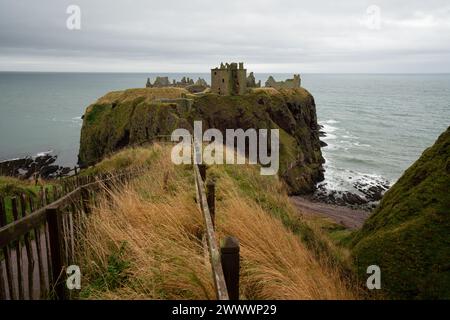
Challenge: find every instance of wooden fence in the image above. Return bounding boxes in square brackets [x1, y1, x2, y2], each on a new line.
[0, 136, 240, 300]
[192, 138, 240, 300]
[0, 169, 141, 300]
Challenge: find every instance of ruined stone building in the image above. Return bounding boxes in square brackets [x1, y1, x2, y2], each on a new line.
[146, 75, 208, 91]
[246, 72, 261, 88]
[173, 77, 195, 87]
[211, 62, 247, 95]
[146, 76, 171, 88]
[265, 74, 301, 89]
[195, 78, 208, 86]
[145, 63, 301, 95]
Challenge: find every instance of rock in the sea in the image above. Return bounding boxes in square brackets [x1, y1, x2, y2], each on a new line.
[312, 176, 390, 210]
[319, 140, 328, 147]
[0, 153, 72, 180]
[342, 192, 366, 205]
[353, 179, 389, 202]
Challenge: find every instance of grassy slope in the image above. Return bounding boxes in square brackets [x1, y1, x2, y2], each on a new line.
[351, 126, 450, 299]
[77, 144, 355, 299]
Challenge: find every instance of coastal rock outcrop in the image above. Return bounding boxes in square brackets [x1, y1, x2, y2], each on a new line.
[351, 126, 450, 299]
[78, 87, 324, 194]
[0, 153, 71, 179]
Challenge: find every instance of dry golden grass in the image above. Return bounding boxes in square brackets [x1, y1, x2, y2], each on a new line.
[250, 87, 280, 95]
[82, 146, 160, 176]
[218, 199, 354, 299]
[78, 145, 357, 300]
[78, 146, 215, 299]
[84, 87, 190, 114]
[96, 88, 189, 104]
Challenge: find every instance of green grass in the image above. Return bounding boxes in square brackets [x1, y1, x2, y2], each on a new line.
[0, 176, 57, 224]
[80, 241, 131, 298]
[350, 126, 450, 299]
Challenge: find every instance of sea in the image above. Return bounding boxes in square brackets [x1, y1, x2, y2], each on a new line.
[0, 72, 449, 195]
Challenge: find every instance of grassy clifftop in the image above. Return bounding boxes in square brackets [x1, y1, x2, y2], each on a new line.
[77, 144, 354, 299]
[351, 126, 450, 299]
[78, 87, 324, 194]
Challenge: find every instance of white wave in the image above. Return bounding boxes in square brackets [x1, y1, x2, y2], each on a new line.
[49, 116, 82, 123]
[321, 119, 340, 124]
[321, 124, 337, 133]
[318, 165, 391, 195]
[342, 134, 359, 139]
[36, 150, 53, 157]
[353, 142, 371, 147]
[322, 133, 337, 140]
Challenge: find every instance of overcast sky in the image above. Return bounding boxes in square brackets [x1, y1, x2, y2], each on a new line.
[0, 0, 449, 73]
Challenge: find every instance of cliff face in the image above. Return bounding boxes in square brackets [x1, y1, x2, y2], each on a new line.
[78, 87, 324, 194]
[351, 126, 450, 299]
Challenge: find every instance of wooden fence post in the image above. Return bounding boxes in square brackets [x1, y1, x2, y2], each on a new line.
[20, 194, 35, 300]
[80, 187, 91, 214]
[207, 181, 215, 227]
[46, 207, 66, 300]
[74, 166, 79, 186]
[52, 185, 58, 202]
[11, 197, 24, 300]
[220, 236, 240, 300]
[0, 197, 15, 299]
[198, 164, 206, 182]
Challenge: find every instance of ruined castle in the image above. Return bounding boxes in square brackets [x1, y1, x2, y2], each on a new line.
[144, 62, 301, 95]
[211, 62, 300, 95]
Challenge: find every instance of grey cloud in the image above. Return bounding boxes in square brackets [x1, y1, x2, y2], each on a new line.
[0, 0, 449, 72]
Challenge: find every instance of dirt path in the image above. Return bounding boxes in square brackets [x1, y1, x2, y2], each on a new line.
[290, 196, 371, 229]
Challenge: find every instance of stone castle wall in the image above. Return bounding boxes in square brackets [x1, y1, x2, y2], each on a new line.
[211, 62, 247, 95]
[265, 74, 301, 89]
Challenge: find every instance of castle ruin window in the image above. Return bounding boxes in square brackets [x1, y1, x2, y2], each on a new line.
[222, 78, 225, 83]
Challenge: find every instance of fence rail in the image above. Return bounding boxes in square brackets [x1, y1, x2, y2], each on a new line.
[192, 138, 240, 300]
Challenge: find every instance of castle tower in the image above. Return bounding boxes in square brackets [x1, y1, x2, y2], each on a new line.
[211, 62, 247, 95]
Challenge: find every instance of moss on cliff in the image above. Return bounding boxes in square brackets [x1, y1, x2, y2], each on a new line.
[78, 87, 324, 194]
[79, 88, 189, 165]
[350, 126, 450, 299]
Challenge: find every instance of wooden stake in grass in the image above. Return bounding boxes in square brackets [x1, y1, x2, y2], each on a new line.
[46, 207, 66, 300]
[207, 181, 215, 228]
[220, 236, 240, 300]
[11, 197, 24, 300]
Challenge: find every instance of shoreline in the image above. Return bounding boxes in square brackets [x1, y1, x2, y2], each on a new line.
[290, 195, 371, 229]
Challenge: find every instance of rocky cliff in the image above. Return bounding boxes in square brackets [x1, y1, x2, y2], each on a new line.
[78, 87, 324, 194]
[351, 126, 450, 299]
